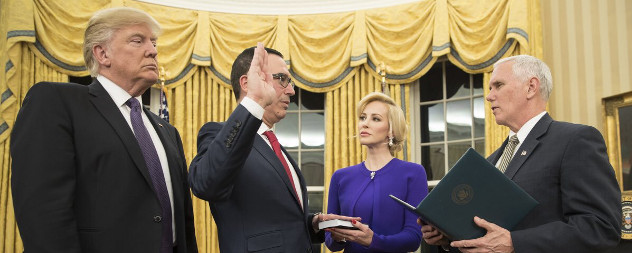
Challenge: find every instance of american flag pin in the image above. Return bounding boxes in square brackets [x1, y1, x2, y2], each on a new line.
[521, 150, 527, 156]
[158, 123, 163, 127]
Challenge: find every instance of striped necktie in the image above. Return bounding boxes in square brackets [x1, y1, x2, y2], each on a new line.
[497, 135, 519, 173]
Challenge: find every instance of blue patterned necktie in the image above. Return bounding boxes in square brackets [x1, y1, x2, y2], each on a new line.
[126, 98, 173, 252]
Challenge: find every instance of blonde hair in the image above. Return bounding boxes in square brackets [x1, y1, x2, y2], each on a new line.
[357, 92, 408, 155]
[83, 7, 162, 77]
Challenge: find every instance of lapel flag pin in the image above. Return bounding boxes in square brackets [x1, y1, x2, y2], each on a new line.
[521, 150, 527, 156]
[158, 123, 163, 127]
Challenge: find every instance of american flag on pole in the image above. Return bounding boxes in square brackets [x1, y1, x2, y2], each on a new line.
[158, 66, 169, 122]
[158, 86, 169, 122]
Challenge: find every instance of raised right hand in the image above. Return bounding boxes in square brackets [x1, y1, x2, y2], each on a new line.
[246, 42, 276, 108]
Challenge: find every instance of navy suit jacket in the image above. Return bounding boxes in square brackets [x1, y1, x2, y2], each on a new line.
[11, 81, 197, 253]
[486, 113, 621, 252]
[189, 104, 323, 253]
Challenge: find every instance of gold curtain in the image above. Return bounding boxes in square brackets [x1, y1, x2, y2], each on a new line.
[167, 67, 236, 253]
[0, 45, 68, 253]
[484, 0, 543, 154]
[0, 0, 541, 252]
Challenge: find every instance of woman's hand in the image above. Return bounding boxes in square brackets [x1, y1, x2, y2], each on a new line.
[327, 219, 374, 247]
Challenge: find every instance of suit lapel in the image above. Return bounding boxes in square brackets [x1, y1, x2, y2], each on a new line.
[87, 80, 153, 188]
[253, 135, 303, 210]
[504, 113, 552, 179]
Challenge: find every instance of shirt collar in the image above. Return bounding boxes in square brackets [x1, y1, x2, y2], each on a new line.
[510, 111, 547, 143]
[257, 122, 273, 136]
[97, 75, 142, 107]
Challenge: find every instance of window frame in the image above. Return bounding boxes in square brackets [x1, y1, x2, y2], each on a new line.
[411, 60, 486, 187]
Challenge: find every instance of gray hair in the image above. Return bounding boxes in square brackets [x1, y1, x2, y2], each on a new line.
[83, 7, 162, 77]
[495, 55, 553, 101]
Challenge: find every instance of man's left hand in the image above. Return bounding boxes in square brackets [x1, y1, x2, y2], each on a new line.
[450, 216, 514, 253]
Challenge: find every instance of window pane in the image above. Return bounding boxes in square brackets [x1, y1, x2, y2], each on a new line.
[446, 63, 470, 99]
[446, 100, 472, 141]
[420, 103, 444, 143]
[289, 92, 299, 110]
[419, 63, 443, 102]
[421, 144, 445, 181]
[473, 97, 485, 138]
[289, 151, 299, 161]
[301, 151, 324, 186]
[447, 142, 472, 168]
[276, 113, 299, 148]
[301, 89, 325, 110]
[301, 113, 325, 149]
[474, 139, 485, 157]
[473, 73, 484, 95]
[307, 191, 324, 214]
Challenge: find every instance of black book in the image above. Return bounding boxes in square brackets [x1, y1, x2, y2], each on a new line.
[390, 148, 538, 240]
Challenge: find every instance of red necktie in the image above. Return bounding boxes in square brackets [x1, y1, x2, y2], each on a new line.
[262, 131, 302, 207]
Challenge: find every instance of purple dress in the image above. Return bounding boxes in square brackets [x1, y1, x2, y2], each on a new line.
[325, 158, 428, 252]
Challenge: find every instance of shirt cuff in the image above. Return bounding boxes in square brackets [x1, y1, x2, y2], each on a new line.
[241, 96, 264, 120]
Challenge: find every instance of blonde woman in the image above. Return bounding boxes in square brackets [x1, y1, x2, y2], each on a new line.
[325, 92, 428, 252]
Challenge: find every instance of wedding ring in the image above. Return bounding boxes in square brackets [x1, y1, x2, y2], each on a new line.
[341, 238, 346, 242]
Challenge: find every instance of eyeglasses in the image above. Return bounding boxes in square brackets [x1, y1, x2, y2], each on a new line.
[272, 73, 295, 89]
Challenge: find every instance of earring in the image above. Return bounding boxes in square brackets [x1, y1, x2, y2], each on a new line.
[388, 136, 394, 147]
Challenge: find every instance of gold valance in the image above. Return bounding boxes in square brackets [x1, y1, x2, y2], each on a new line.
[1, 0, 535, 141]
[4, 0, 530, 85]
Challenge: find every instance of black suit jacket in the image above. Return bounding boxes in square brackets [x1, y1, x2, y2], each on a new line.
[10, 81, 197, 253]
[487, 113, 621, 252]
[189, 104, 323, 253]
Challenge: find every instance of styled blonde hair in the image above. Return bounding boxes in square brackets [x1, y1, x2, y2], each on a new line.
[357, 92, 408, 155]
[83, 7, 161, 77]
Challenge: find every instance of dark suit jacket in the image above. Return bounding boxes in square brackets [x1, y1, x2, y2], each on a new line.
[487, 113, 621, 252]
[10, 81, 197, 253]
[189, 104, 323, 253]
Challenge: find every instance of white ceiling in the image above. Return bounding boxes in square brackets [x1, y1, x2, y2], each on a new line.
[135, 0, 422, 15]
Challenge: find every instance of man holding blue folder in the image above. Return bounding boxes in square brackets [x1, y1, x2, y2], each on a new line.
[421, 55, 621, 253]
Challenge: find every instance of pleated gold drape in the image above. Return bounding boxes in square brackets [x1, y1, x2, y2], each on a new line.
[0, 46, 69, 253]
[0, 0, 541, 252]
[166, 66, 237, 252]
[484, 0, 543, 155]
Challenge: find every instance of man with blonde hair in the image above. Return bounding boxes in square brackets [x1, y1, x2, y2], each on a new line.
[11, 7, 197, 253]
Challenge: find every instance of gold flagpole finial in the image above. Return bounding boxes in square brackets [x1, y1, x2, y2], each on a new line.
[159, 66, 166, 86]
[377, 62, 389, 94]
